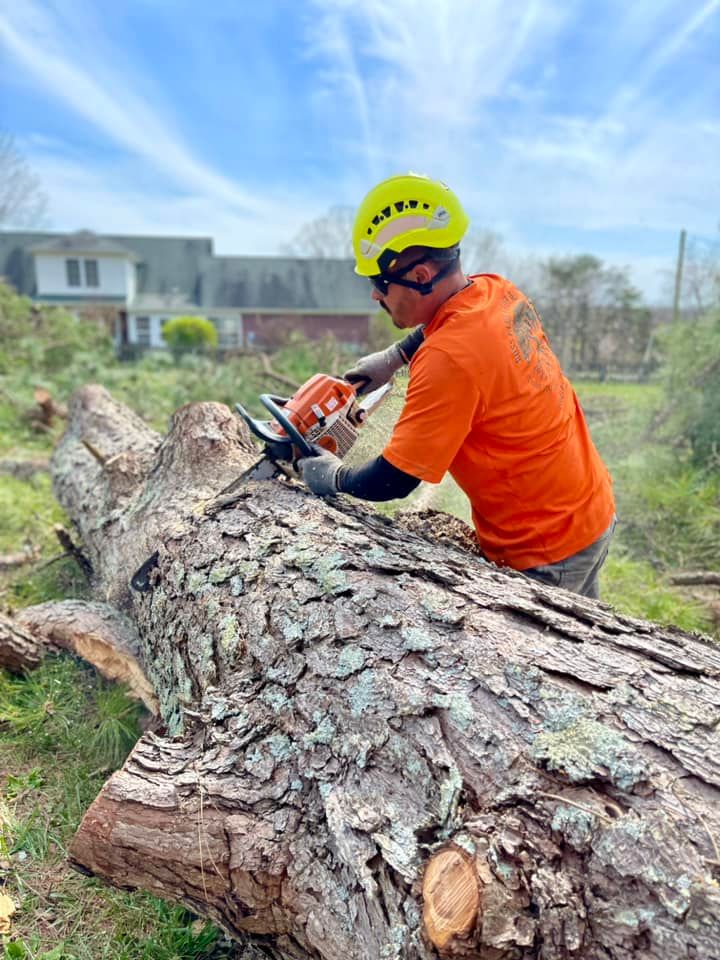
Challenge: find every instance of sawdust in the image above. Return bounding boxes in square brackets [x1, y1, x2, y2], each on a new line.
[394, 509, 483, 557]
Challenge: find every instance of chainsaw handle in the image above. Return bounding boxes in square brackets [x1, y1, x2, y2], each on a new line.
[344, 373, 372, 395]
[259, 394, 315, 458]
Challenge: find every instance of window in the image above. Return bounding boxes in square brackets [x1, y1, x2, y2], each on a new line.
[135, 316, 151, 347]
[84, 259, 99, 287]
[212, 316, 240, 350]
[66, 259, 80, 286]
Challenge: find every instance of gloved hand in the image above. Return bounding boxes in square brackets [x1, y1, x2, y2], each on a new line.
[297, 444, 342, 497]
[343, 342, 405, 396]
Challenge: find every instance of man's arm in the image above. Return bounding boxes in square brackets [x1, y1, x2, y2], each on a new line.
[343, 327, 425, 395]
[298, 449, 421, 500]
[337, 455, 421, 500]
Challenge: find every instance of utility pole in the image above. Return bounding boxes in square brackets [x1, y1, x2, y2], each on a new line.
[672, 228, 686, 323]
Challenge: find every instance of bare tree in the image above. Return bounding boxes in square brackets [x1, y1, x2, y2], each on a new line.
[0, 133, 49, 228]
[459, 228, 505, 274]
[283, 205, 355, 258]
[682, 236, 720, 318]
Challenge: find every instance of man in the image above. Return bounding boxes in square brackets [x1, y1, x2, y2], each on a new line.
[298, 173, 615, 598]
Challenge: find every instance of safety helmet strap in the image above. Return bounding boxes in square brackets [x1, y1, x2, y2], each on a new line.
[375, 250, 460, 297]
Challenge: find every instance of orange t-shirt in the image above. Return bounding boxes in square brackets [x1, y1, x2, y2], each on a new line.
[382, 274, 615, 570]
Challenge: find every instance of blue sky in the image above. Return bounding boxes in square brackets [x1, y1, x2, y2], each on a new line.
[1, 0, 718, 302]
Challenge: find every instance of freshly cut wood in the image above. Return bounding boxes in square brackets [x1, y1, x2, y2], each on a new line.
[1, 600, 155, 710]
[16, 600, 156, 711]
[39, 384, 720, 959]
[422, 846, 481, 953]
[31, 387, 68, 428]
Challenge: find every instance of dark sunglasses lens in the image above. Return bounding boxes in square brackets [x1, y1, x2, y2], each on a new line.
[370, 275, 389, 295]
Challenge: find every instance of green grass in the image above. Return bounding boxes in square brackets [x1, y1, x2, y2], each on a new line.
[601, 552, 713, 634]
[0, 659, 239, 959]
[0, 476, 67, 554]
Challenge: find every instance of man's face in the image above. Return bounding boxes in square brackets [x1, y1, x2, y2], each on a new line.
[371, 281, 421, 329]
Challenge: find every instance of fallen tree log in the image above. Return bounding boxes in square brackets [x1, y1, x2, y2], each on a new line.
[0, 457, 50, 479]
[0, 611, 44, 671]
[0, 546, 40, 571]
[0, 601, 156, 710]
[43, 384, 720, 959]
[669, 571, 720, 588]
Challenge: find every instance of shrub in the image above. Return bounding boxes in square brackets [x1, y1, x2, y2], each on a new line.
[161, 315, 218, 360]
[0, 282, 113, 377]
[655, 310, 720, 469]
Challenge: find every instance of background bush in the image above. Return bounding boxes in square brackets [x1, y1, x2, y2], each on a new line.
[161, 315, 218, 360]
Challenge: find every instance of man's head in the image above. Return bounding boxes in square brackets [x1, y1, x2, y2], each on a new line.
[352, 173, 469, 328]
[368, 244, 466, 328]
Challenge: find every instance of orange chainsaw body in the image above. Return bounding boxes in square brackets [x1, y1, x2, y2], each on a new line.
[270, 374, 364, 457]
[234, 373, 391, 480]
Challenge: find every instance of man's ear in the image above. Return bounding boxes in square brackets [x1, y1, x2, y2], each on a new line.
[412, 263, 434, 283]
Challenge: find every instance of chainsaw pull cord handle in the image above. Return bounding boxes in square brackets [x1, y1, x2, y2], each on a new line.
[259, 394, 315, 459]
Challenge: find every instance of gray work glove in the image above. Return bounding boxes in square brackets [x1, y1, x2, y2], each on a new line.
[297, 444, 342, 497]
[344, 327, 425, 396]
[343, 342, 405, 396]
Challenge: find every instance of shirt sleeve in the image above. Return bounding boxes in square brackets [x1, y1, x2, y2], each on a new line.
[382, 346, 483, 483]
[336, 455, 421, 501]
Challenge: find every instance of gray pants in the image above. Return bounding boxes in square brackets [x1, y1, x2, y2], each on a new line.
[523, 516, 616, 599]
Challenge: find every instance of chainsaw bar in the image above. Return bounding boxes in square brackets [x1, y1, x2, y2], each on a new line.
[240, 454, 292, 482]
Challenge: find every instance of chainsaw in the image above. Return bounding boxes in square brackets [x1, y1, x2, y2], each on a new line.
[234, 373, 392, 482]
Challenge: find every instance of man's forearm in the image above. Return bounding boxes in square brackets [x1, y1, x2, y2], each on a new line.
[336, 455, 421, 501]
[396, 326, 425, 364]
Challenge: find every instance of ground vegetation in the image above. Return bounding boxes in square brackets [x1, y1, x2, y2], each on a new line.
[0, 281, 717, 958]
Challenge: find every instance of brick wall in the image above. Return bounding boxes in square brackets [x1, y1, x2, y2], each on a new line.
[243, 313, 371, 349]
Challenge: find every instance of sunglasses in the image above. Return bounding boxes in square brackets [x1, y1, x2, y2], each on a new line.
[369, 255, 430, 296]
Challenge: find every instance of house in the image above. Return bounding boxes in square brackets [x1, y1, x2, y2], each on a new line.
[0, 230, 376, 352]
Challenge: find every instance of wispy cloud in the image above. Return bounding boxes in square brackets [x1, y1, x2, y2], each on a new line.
[608, 0, 720, 115]
[306, 0, 567, 182]
[1, 0, 716, 301]
[0, 0, 302, 223]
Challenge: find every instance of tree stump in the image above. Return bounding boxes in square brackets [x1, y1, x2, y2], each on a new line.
[29, 383, 720, 959]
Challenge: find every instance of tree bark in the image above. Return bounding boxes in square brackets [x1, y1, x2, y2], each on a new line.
[0, 611, 44, 671]
[46, 385, 720, 959]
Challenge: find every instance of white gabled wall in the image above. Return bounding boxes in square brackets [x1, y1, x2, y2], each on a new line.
[124, 260, 136, 302]
[35, 254, 132, 299]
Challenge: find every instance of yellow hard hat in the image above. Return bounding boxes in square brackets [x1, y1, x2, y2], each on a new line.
[352, 173, 469, 276]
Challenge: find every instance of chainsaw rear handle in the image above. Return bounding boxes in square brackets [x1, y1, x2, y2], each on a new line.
[344, 372, 372, 395]
[235, 394, 315, 459]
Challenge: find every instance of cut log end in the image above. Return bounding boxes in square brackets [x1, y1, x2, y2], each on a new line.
[422, 846, 481, 954]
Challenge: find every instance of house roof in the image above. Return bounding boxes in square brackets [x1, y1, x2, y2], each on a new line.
[0, 230, 213, 300]
[129, 292, 198, 313]
[29, 230, 139, 259]
[0, 231, 373, 313]
[198, 255, 373, 311]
